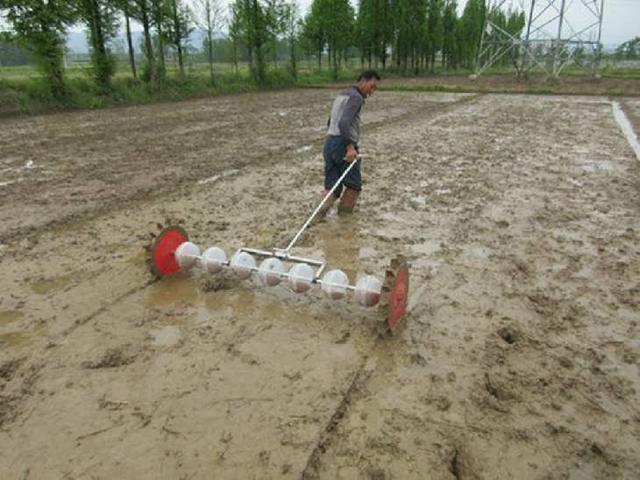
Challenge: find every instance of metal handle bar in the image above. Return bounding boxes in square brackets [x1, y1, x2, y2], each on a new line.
[283, 156, 361, 253]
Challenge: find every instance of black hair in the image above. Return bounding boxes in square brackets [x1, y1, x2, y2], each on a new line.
[358, 70, 381, 81]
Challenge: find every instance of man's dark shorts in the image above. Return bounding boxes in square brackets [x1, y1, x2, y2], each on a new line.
[323, 135, 361, 198]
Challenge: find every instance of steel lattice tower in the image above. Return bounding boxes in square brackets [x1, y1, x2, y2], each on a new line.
[474, 0, 606, 77]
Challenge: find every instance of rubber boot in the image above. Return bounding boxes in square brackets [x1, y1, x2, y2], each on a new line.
[338, 188, 359, 214]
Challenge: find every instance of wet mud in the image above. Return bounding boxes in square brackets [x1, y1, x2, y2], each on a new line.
[0, 91, 638, 479]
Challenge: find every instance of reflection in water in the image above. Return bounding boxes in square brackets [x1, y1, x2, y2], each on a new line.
[200, 287, 258, 322]
[144, 272, 200, 307]
[0, 322, 47, 347]
[30, 275, 73, 295]
[0, 310, 24, 327]
[316, 215, 362, 284]
[145, 270, 264, 325]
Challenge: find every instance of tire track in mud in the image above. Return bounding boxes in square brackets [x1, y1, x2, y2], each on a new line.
[0, 278, 157, 434]
[301, 336, 398, 480]
[60, 277, 157, 337]
[298, 95, 495, 480]
[302, 95, 640, 478]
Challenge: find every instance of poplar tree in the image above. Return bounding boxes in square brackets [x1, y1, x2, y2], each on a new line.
[130, 0, 157, 83]
[303, 0, 354, 77]
[195, 0, 224, 83]
[442, 0, 458, 69]
[76, 0, 118, 93]
[228, 1, 243, 73]
[458, 0, 485, 69]
[166, 0, 192, 79]
[283, 1, 300, 78]
[301, 0, 324, 69]
[115, 0, 138, 79]
[150, 0, 167, 80]
[426, 0, 443, 71]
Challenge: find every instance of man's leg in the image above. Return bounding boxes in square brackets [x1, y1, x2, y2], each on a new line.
[337, 155, 362, 214]
[319, 137, 346, 218]
[337, 188, 359, 213]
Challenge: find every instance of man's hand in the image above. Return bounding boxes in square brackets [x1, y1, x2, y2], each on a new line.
[345, 143, 358, 162]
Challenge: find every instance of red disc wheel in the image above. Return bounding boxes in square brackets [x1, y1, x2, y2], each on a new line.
[383, 256, 410, 333]
[150, 226, 189, 276]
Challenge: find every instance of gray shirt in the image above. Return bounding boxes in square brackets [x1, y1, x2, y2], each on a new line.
[326, 85, 364, 146]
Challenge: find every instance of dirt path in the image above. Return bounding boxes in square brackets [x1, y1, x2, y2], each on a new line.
[0, 90, 638, 479]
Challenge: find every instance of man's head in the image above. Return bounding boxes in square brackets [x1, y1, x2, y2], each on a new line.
[357, 70, 380, 97]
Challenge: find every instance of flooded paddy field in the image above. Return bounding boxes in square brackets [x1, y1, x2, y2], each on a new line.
[0, 89, 639, 479]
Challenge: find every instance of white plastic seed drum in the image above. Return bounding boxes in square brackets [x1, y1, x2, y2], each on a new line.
[230, 251, 256, 279]
[321, 269, 349, 299]
[174, 242, 200, 268]
[288, 263, 314, 293]
[355, 275, 382, 307]
[201, 247, 227, 273]
[258, 258, 285, 286]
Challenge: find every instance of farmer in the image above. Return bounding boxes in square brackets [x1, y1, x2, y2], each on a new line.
[320, 70, 380, 215]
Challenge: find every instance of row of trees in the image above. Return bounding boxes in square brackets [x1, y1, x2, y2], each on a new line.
[0, 0, 202, 95]
[615, 36, 640, 60]
[301, 0, 497, 75]
[0, 0, 526, 100]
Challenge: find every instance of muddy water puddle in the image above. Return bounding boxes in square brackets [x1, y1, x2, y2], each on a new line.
[0, 322, 47, 347]
[0, 309, 48, 349]
[30, 275, 73, 295]
[144, 265, 374, 342]
[316, 215, 363, 282]
[0, 309, 24, 326]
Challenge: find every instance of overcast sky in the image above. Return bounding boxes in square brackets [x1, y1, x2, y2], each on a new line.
[180, 0, 639, 46]
[2, 0, 638, 46]
[292, 0, 639, 45]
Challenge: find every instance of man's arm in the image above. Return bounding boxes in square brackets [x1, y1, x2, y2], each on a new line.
[337, 94, 362, 147]
[336, 94, 362, 162]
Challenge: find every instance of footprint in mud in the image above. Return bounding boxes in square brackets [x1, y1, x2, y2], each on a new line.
[496, 325, 521, 345]
[448, 445, 482, 480]
[0, 358, 25, 383]
[82, 344, 139, 369]
[198, 273, 238, 292]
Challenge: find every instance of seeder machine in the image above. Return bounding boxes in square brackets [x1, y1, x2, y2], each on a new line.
[149, 158, 410, 332]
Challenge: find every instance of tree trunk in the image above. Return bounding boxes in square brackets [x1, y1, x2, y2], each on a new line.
[86, 0, 111, 92]
[332, 44, 338, 80]
[140, 0, 157, 84]
[232, 40, 238, 74]
[152, 0, 165, 81]
[207, 30, 214, 84]
[46, 38, 67, 99]
[171, 0, 184, 78]
[290, 35, 296, 79]
[125, 9, 137, 79]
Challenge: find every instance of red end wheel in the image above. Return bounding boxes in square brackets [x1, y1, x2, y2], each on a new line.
[150, 225, 189, 276]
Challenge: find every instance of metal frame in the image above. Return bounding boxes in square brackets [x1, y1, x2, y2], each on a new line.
[475, 0, 606, 78]
[182, 158, 363, 291]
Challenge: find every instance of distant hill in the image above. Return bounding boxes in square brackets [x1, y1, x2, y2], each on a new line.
[66, 29, 225, 54]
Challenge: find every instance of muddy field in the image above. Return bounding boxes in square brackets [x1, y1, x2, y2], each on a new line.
[0, 89, 639, 479]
